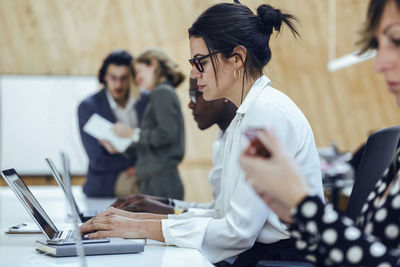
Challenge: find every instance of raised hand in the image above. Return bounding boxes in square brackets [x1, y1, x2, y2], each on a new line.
[113, 122, 134, 138]
[99, 139, 119, 154]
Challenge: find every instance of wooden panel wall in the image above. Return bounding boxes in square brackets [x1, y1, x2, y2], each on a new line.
[1, 0, 399, 202]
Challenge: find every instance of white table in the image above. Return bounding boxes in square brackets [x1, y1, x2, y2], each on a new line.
[0, 186, 213, 267]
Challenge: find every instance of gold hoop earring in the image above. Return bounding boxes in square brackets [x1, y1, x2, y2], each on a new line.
[233, 69, 240, 80]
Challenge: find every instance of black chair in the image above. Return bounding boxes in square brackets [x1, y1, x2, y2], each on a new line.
[257, 126, 400, 267]
[345, 126, 400, 219]
[256, 260, 314, 267]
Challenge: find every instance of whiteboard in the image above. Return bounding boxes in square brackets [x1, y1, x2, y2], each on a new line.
[0, 75, 99, 175]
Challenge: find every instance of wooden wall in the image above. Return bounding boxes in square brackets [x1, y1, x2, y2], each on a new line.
[1, 0, 399, 202]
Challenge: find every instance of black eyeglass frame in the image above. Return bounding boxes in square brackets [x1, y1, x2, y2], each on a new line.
[188, 51, 221, 73]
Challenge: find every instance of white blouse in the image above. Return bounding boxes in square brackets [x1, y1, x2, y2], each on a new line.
[161, 76, 324, 263]
[173, 130, 226, 211]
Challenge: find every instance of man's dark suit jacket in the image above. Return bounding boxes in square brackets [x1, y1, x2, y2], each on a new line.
[77, 88, 147, 197]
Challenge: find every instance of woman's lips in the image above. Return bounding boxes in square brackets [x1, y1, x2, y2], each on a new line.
[198, 85, 205, 91]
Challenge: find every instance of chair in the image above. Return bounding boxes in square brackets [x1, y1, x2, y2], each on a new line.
[256, 260, 314, 267]
[257, 126, 400, 267]
[345, 126, 400, 219]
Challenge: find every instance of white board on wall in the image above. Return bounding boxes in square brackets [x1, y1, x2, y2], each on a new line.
[0, 75, 99, 175]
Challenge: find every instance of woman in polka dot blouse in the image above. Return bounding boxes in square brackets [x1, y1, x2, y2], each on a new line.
[240, 0, 400, 266]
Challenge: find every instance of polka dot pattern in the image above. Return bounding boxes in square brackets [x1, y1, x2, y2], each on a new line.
[304, 254, 316, 263]
[390, 180, 400, 196]
[392, 195, 400, 209]
[322, 229, 337, 245]
[375, 208, 387, 222]
[330, 248, 343, 263]
[378, 182, 387, 194]
[382, 168, 389, 178]
[370, 243, 387, 257]
[368, 191, 376, 201]
[322, 208, 338, 224]
[288, 160, 400, 267]
[306, 221, 317, 234]
[307, 244, 317, 252]
[361, 203, 369, 213]
[295, 240, 307, 250]
[344, 227, 361, 241]
[301, 201, 317, 218]
[376, 178, 383, 188]
[365, 222, 374, 234]
[373, 199, 380, 209]
[384, 224, 399, 240]
[346, 246, 363, 264]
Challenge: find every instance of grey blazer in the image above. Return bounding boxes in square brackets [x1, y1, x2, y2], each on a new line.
[124, 82, 185, 181]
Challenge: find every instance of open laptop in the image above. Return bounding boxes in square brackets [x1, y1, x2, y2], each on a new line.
[0, 168, 102, 242]
[45, 157, 98, 222]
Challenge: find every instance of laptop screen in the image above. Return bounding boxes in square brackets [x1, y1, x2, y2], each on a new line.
[45, 158, 82, 218]
[1, 169, 59, 239]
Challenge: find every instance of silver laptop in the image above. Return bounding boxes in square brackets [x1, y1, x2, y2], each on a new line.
[1, 168, 145, 258]
[0, 168, 102, 242]
[45, 157, 98, 222]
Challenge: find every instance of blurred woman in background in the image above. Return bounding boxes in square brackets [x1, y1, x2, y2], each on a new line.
[101, 48, 186, 200]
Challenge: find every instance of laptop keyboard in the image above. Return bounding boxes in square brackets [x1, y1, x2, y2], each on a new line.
[55, 229, 74, 240]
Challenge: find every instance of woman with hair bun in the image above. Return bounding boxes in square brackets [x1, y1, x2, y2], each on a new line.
[81, 2, 323, 265]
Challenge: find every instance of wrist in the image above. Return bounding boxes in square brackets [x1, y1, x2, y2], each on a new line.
[288, 187, 309, 210]
[142, 220, 164, 242]
[166, 206, 175, 214]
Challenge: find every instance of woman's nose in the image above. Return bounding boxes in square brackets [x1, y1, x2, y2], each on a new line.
[374, 46, 396, 73]
[190, 67, 202, 79]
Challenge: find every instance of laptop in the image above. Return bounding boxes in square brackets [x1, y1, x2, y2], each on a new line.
[0, 168, 102, 242]
[45, 157, 98, 222]
[1, 168, 145, 257]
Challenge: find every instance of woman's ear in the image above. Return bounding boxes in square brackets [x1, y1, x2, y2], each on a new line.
[232, 45, 247, 69]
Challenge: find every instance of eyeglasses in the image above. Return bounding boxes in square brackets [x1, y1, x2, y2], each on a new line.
[105, 74, 129, 83]
[189, 89, 202, 104]
[188, 51, 221, 73]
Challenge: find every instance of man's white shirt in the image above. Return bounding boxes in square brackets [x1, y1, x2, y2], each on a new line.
[106, 89, 138, 129]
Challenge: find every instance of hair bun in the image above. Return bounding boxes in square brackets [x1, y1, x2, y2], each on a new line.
[257, 4, 283, 34]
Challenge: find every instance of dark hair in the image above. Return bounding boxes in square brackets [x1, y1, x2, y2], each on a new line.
[98, 49, 133, 84]
[358, 0, 400, 54]
[188, 0, 299, 79]
[133, 47, 185, 88]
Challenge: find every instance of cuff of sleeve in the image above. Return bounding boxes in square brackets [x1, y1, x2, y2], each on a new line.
[161, 217, 212, 248]
[173, 199, 190, 209]
[131, 128, 141, 142]
[161, 219, 173, 245]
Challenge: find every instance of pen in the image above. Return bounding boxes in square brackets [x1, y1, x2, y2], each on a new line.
[11, 223, 27, 229]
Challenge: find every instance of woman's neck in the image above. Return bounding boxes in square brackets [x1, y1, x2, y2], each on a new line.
[228, 74, 261, 107]
[148, 76, 168, 91]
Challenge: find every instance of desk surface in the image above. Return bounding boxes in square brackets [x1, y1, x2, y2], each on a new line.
[0, 186, 213, 267]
